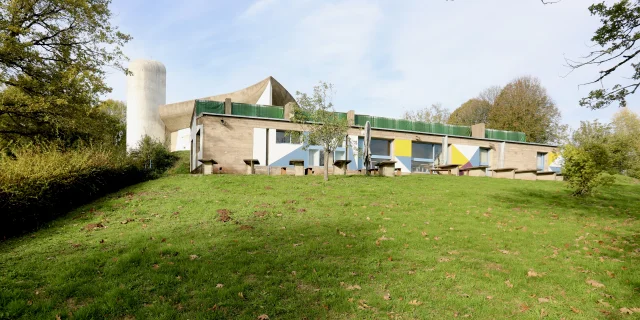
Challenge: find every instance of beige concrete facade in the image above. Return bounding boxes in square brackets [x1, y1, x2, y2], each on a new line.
[190, 114, 558, 175]
[514, 170, 537, 181]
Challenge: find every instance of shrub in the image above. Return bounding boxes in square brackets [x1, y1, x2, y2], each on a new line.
[562, 144, 615, 196]
[0, 145, 149, 238]
[128, 136, 179, 177]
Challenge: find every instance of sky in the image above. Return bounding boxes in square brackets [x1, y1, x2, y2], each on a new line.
[104, 0, 640, 129]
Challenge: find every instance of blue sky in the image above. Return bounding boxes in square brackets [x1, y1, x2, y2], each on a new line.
[104, 0, 640, 129]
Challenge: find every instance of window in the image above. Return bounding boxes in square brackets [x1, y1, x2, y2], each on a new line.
[480, 148, 489, 166]
[276, 130, 300, 144]
[537, 152, 546, 171]
[196, 131, 201, 154]
[276, 130, 290, 143]
[411, 160, 432, 173]
[411, 142, 442, 173]
[370, 139, 391, 156]
[413, 142, 434, 159]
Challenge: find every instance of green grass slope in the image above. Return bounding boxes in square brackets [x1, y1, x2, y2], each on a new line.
[1, 174, 638, 319]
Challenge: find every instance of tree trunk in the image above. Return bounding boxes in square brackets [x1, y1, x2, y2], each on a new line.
[323, 147, 329, 181]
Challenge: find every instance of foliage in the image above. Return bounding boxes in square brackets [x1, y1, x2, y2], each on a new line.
[290, 82, 349, 181]
[0, 145, 146, 237]
[448, 98, 492, 126]
[562, 120, 618, 196]
[489, 76, 567, 144]
[1, 174, 638, 318]
[402, 103, 451, 124]
[0, 0, 131, 146]
[568, 0, 640, 109]
[562, 144, 616, 196]
[128, 136, 179, 177]
[611, 108, 640, 177]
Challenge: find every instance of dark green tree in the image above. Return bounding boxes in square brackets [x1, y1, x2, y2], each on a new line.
[0, 0, 131, 147]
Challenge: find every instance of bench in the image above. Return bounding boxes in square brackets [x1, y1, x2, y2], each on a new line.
[333, 160, 351, 175]
[536, 171, 556, 181]
[198, 159, 218, 175]
[555, 173, 564, 181]
[305, 167, 314, 175]
[289, 159, 305, 176]
[243, 159, 260, 175]
[491, 167, 517, 179]
[460, 166, 489, 177]
[366, 168, 378, 175]
[430, 164, 461, 176]
[376, 161, 397, 177]
[514, 169, 538, 181]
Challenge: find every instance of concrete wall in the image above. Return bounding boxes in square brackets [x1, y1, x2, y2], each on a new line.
[126, 59, 166, 150]
[197, 115, 558, 174]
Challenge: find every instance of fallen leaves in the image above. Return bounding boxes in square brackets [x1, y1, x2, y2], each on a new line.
[570, 306, 581, 314]
[445, 272, 456, 279]
[83, 222, 105, 231]
[216, 283, 224, 288]
[383, 293, 391, 301]
[538, 297, 550, 303]
[345, 284, 361, 291]
[257, 314, 270, 320]
[586, 279, 605, 288]
[189, 254, 198, 260]
[505, 280, 514, 288]
[408, 300, 422, 306]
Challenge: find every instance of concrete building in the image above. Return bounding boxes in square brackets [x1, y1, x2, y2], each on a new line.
[127, 59, 562, 176]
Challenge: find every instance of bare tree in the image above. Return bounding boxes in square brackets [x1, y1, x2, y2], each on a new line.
[403, 103, 451, 124]
[567, 0, 640, 109]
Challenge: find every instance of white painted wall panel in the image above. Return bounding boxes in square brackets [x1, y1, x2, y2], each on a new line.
[253, 128, 267, 166]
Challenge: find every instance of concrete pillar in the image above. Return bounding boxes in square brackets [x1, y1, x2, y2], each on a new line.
[442, 136, 449, 164]
[224, 98, 232, 115]
[347, 110, 355, 126]
[471, 123, 485, 138]
[499, 142, 505, 168]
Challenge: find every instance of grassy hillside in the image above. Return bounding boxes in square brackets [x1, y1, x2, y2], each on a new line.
[1, 174, 638, 319]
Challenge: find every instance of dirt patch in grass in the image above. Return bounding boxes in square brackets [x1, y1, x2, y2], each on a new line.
[239, 225, 254, 231]
[254, 211, 268, 217]
[216, 209, 231, 222]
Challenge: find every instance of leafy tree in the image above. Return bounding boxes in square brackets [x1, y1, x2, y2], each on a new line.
[449, 98, 492, 126]
[0, 0, 131, 146]
[489, 76, 567, 144]
[402, 103, 451, 124]
[562, 120, 616, 196]
[289, 82, 349, 181]
[95, 99, 126, 147]
[567, 0, 640, 109]
[610, 108, 640, 177]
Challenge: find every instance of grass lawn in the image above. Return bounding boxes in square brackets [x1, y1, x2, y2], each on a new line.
[1, 174, 639, 319]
